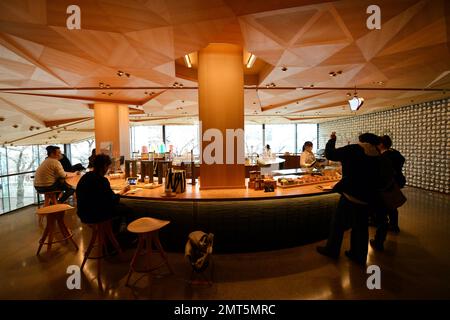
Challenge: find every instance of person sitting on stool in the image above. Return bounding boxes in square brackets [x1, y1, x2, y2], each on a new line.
[76, 154, 136, 236]
[34, 146, 76, 203]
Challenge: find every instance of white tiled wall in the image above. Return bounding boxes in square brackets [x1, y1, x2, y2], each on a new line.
[318, 99, 450, 194]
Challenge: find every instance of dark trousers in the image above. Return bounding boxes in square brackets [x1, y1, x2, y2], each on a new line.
[35, 180, 75, 203]
[388, 208, 399, 228]
[374, 207, 398, 245]
[373, 207, 388, 245]
[326, 195, 369, 262]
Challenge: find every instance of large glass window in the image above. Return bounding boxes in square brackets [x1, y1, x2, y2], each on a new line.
[297, 124, 318, 153]
[165, 125, 199, 156]
[245, 124, 263, 155]
[265, 124, 296, 154]
[131, 126, 163, 153]
[71, 139, 95, 167]
[1, 145, 43, 214]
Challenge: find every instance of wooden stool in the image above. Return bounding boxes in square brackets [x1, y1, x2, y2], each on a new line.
[37, 191, 61, 226]
[36, 204, 79, 255]
[80, 220, 123, 291]
[126, 217, 173, 286]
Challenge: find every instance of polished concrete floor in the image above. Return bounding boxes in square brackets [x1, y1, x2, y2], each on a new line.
[0, 187, 449, 300]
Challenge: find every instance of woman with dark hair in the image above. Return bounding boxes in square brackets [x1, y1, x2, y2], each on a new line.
[300, 141, 316, 168]
[87, 148, 96, 169]
[76, 154, 132, 230]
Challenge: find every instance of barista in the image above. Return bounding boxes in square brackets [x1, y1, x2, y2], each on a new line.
[300, 141, 316, 168]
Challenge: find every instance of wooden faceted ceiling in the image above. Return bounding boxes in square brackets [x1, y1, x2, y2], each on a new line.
[0, 0, 449, 144]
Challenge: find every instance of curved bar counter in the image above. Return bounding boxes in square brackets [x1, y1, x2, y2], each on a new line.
[68, 176, 340, 253]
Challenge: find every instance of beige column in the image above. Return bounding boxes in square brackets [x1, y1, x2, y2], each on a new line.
[93, 103, 130, 159]
[198, 43, 245, 189]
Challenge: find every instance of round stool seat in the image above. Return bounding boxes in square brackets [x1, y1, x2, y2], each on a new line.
[37, 204, 73, 215]
[127, 217, 170, 234]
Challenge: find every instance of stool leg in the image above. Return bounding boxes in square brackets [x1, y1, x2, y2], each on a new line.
[46, 215, 56, 252]
[81, 228, 97, 271]
[56, 214, 78, 251]
[153, 232, 173, 274]
[126, 235, 145, 286]
[97, 228, 104, 291]
[145, 233, 153, 273]
[36, 217, 50, 255]
[104, 223, 123, 256]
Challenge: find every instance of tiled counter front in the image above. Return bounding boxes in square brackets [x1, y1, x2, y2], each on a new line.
[318, 99, 449, 194]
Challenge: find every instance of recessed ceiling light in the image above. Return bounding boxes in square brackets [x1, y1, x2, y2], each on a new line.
[117, 70, 124, 76]
[184, 54, 192, 68]
[281, 66, 287, 72]
[246, 54, 256, 68]
[12, 124, 18, 128]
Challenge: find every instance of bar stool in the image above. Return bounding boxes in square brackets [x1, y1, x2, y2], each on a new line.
[37, 191, 61, 226]
[36, 204, 79, 255]
[80, 220, 123, 291]
[126, 217, 173, 286]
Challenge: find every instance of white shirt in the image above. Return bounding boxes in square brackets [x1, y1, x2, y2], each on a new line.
[300, 150, 316, 168]
[34, 158, 67, 187]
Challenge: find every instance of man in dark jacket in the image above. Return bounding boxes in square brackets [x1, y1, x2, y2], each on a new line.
[379, 135, 405, 233]
[76, 154, 131, 228]
[317, 132, 392, 265]
[370, 135, 406, 251]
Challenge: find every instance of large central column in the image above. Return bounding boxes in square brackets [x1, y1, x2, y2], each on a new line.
[198, 43, 245, 189]
[93, 103, 130, 159]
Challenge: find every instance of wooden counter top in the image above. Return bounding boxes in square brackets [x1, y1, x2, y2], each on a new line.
[66, 175, 338, 201]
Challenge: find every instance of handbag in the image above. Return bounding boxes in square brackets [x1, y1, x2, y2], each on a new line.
[380, 180, 407, 209]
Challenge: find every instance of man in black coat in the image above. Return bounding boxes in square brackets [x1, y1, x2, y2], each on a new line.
[317, 132, 392, 265]
[370, 135, 406, 251]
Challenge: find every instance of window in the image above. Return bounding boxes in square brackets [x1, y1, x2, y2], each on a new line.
[165, 125, 199, 156]
[265, 124, 296, 154]
[245, 124, 263, 155]
[1, 145, 42, 214]
[297, 124, 318, 153]
[131, 126, 163, 153]
[71, 139, 95, 167]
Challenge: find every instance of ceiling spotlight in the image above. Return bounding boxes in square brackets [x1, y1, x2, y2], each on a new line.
[0, 117, 4, 121]
[107, 92, 113, 96]
[106, 84, 110, 88]
[281, 66, 287, 72]
[144, 91, 148, 95]
[275, 111, 281, 114]
[173, 82, 178, 87]
[99, 82, 105, 88]
[176, 107, 183, 110]
[125, 73, 130, 77]
[310, 84, 314, 87]
[29, 126, 34, 131]
[36, 127, 40, 130]
[12, 124, 18, 128]
[246, 54, 256, 69]
[184, 54, 192, 68]
[329, 71, 336, 77]
[346, 92, 352, 97]
[117, 70, 124, 76]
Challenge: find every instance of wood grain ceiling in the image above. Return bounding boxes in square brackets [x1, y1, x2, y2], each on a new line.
[0, 0, 449, 145]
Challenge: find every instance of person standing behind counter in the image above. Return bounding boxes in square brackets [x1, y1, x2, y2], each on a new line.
[34, 146, 76, 203]
[300, 141, 316, 168]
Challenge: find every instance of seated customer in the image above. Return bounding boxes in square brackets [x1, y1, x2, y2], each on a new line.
[59, 153, 85, 172]
[34, 146, 76, 203]
[87, 148, 96, 169]
[76, 154, 132, 231]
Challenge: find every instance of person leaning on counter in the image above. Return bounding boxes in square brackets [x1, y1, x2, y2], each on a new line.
[300, 141, 316, 168]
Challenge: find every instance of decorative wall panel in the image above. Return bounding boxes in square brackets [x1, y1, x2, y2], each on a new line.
[318, 99, 450, 194]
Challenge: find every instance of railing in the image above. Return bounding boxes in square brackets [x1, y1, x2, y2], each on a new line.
[0, 171, 38, 215]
